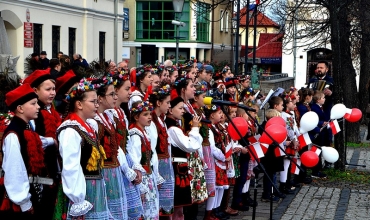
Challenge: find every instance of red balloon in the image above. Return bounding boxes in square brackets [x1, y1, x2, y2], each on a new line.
[301, 151, 319, 168]
[344, 108, 362, 123]
[259, 124, 287, 144]
[227, 117, 249, 140]
[265, 116, 286, 128]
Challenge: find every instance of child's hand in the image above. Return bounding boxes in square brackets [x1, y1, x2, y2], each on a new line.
[192, 116, 201, 127]
[241, 147, 249, 154]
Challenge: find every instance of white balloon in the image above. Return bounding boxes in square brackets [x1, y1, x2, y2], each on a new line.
[321, 146, 339, 163]
[330, 103, 347, 120]
[299, 111, 319, 133]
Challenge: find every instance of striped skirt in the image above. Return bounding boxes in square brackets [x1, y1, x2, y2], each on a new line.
[158, 157, 175, 215]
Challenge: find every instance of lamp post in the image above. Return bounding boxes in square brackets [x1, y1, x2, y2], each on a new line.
[172, 0, 185, 65]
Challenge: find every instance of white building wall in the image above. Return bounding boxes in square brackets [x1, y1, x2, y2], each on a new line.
[0, 0, 122, 76]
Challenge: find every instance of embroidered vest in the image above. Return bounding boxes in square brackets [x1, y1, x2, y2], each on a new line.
[151, 112, 170, 159]
[57, 125, 103, 179]
[129, 129, 152, 174]
[96, 119, 119, 168]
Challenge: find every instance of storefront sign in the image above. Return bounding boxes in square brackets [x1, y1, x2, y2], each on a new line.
[24, 22, 33, 48]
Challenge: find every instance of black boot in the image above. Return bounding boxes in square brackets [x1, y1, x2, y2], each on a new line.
[213, 207, 229, 220]
[279, 182, 294, 194]
[242, 192, 258, 207]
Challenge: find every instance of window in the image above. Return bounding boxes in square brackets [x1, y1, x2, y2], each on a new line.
[220, 10, 224, 31]
[52, 26, 60, 58]
[33, 24, 42, 54]
[136, 1, 189, 40]
[197, 2, 210, 42]
[69, 28, 76, 57]
[225, 11, 229, 32]
[99, 32, 105, 62]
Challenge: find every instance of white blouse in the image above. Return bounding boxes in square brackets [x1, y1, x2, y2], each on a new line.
[58, 120, 93, 216]
[2, 133, 32, 212]
[167, 125, 203, 153]
[147, 120, 166, 185]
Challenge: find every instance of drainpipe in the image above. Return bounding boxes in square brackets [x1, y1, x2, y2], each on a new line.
[211, 0, 214, 62]
[114, 0, 118, 61]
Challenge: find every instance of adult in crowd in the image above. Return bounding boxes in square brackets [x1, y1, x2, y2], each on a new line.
[72, 53, 89, 68]
[117, 60, 129, 73]
[308, 61, 334, 120]
[39, 51, 50, 70]
[49, 58, 61, 79]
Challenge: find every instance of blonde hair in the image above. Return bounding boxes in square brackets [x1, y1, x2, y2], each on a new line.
[265, 109, 280, 120]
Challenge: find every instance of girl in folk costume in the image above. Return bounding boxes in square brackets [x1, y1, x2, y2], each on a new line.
[182, 57, 198, 81]
[22, 69, 61, 219]
[191, 83, 218, 219]
[127, 101, 159, 220]
[297, 88, 314, 117]
[90, 73, 128, 219]
[129, 65, 154, 109]
[107, 71, 144, 219]
[1, 84, 46, 219]
[57, 78, 110, 219]
[223, 78, 238, 102]
[216, 110, 236, 218]
[205, 105, 231, 220]
[168, 65, 179, 84]
[288, 87, 301, 128]
[164, 96, 202, 219]
[147, 84, 174, 217]
[280, 95, 299, 195]
[173, 76, 208, 219]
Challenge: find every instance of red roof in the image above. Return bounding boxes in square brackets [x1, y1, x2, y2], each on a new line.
[239, 7, 279, 27]
[247, 33, 283, 58]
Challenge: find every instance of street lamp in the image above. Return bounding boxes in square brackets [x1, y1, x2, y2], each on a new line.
[172, 0, 185, 64]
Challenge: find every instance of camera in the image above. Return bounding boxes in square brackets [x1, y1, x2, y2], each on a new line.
[171, 20, 186, 27]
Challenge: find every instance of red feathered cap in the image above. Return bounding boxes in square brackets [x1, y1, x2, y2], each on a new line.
[23, 68, 52, 88]
[56, 69, 79, 95]
[130, 68, 137, 91]
[6, 83, 38, 111]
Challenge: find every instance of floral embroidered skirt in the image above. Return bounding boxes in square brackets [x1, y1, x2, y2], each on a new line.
[102, 167, 128, 219]
[202, 145, 216, 197]
[67, 179, 110, 220]
[188, 151, 208, 203]
[158, 157, 175, 216]
[125, 154, 144, 220]
[142, 173, 159, 220]
[215, 165, 229, 189]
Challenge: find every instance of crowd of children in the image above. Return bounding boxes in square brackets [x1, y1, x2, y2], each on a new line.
[0, 58, 332, 220]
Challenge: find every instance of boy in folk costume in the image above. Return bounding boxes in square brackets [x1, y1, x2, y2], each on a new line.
[22, 69, 62, 219]
[1, 84, 50, 219]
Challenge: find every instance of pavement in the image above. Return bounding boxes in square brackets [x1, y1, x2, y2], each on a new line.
[197, 126, 370, 220]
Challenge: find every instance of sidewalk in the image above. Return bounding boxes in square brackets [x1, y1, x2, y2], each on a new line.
[197, 126, 370, 220]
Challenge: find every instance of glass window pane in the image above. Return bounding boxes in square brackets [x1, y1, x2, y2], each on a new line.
[150, 2, 162, 10]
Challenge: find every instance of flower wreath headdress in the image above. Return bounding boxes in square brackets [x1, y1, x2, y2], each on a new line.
[130, 101, 154, 113]
[113, 70, 130, 86]
[66, 78, 101, 101]
[152, 84, 171, 96]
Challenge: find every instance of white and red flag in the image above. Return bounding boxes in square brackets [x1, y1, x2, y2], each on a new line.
[275, 143, 286, 157]
[328, 119, 341, 135]
[290, 158, 301, 174]
[310, 145, 322, 156]
[248, 142, 267, 159]
[248, 134, 261, 144]
[298, 133, 312, 149]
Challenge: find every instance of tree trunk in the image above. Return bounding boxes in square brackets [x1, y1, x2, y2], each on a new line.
[328, 0, 358, 170]
[359, 0, 370, 127]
